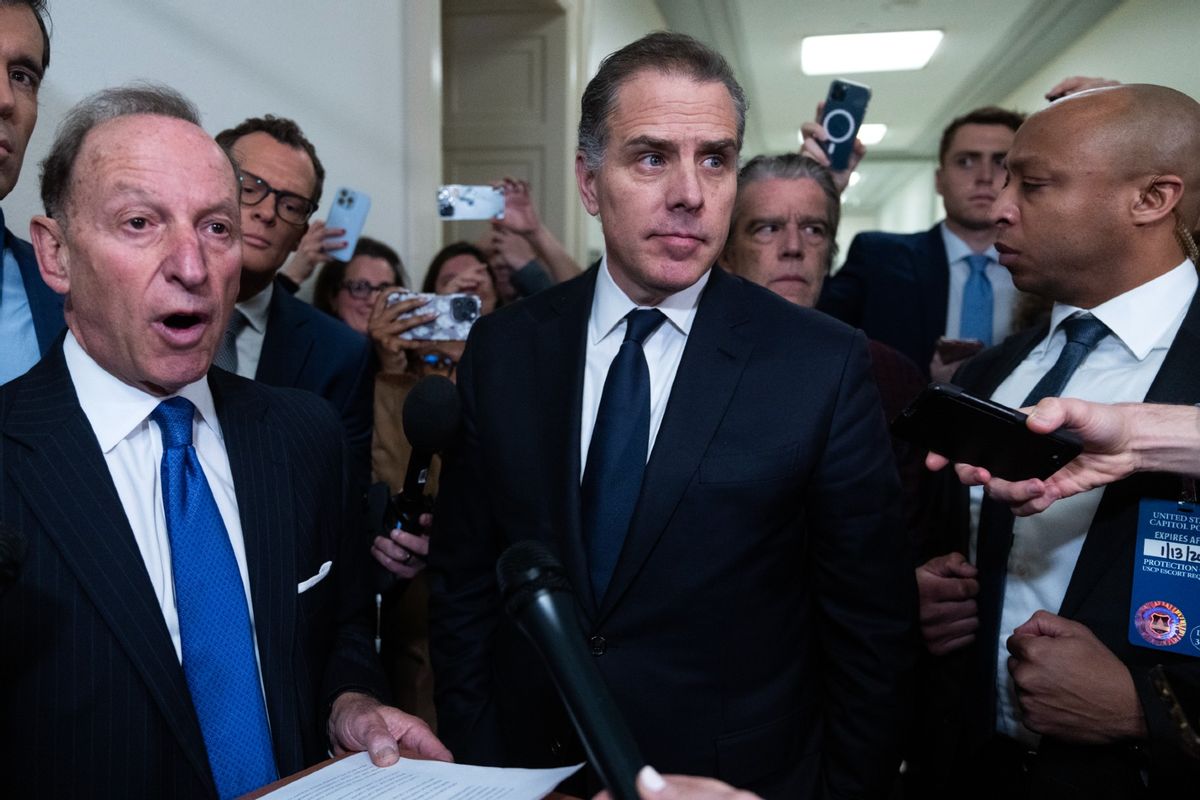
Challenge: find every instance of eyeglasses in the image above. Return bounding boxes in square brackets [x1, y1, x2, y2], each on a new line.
[340, 280, 392, 299]
[237, 170, 316, 226]
[419, 353, 457, 372]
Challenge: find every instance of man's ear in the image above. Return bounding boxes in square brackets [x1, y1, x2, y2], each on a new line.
[934, 166, 946, 199]
[575, 152, 600, 217]
[1132, 174, 1184, 226]
[29, 215, 71, 295]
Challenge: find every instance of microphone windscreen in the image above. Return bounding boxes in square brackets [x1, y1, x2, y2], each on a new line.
[496, 540, 573, 615]
[402, 375, 462, 453]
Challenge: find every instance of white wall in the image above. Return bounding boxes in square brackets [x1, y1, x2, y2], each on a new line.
[1002, 0, 1200, 113]
[7, 0, 441, 279]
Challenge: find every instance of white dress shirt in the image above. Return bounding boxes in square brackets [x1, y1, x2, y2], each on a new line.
[941, 223, 1018, 344]
[228, 282, 273, 379]
[976, 259, 1198, 743]
[580, 257, 709, 476]
[63, 332, 263, 671]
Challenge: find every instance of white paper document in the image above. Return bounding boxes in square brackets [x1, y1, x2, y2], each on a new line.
[260, 753, 583, 800]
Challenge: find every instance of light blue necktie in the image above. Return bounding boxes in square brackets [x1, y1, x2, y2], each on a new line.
[582, 309, 666, 601]
[960, 253, 994, 345]
[152, 397, 277, 799]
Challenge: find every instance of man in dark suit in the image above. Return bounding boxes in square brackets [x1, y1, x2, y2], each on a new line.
[719, 151, 931, 557]
[212, 116, 373, 485]
[0, 85, 447, 799]
[910, 84, 1200, 798]
[818, 106, 1025, 378]
[429, 32, 916, 800]
[0, 0, 63, 384]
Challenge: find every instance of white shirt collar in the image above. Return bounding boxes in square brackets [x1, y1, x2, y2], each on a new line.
[588, 255, 709, 345]
[235, 281, 274, 333]
[940, 221, 999, 263]
[63, 330, 223, 453]
[1040, 259, 1197, 361]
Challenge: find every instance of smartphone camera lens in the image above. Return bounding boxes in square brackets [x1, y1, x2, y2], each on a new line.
[450, 297, 480, 322]
[831, 84, 846, 101]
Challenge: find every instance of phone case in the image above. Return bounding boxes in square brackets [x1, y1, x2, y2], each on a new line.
[890, 383, 1082, 481]
[437, 185, 505, 221]
[386, 291, 482, 341]
[822, 79, 871, 170]
[324, 187, 371, 262]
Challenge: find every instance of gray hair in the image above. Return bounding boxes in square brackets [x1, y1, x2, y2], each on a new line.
[40, 83, 206, 220]
[734, 153, 843, 268]
[577, 31, 747, 171]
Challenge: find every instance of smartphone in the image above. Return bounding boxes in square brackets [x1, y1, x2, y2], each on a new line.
[821, 79, 871, 170]
[890, 383, 1083, 481]
[386, 291, 482, 340]
[324, 187, 371, 262]
[437, 184, 505, 221]
[935, 337, 986, 364]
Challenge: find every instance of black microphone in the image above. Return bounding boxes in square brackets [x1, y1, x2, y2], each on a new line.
[497, 540, 643, 800]
[390, 374, 461, 531]
[0, 523, 28, 598]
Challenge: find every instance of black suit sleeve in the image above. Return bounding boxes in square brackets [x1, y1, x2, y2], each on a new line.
[808, 331, 918, 798]
[426, 330, 507, 765]
[817, 233, 873, 327]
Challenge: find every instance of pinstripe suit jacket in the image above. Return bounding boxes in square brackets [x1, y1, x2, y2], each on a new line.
[0, 338, 387, 799]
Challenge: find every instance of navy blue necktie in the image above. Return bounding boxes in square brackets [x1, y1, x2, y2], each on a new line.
[582, 309, 667, 601]
[1021, 314, 1110, 406]
[960, 254, 994, 345]
[152, 397, 277, 799]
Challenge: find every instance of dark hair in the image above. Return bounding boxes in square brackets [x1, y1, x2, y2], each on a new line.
[938, 106, 1025, 165]
[314, 236, 407, 317]
[40, 83, 206, 220]
[422, 241, 500, 305]
[215, 114, 325, 208]
[734, 153, 842, 269]
[3, 1, 50, 71]
[578, 31, 747, 170]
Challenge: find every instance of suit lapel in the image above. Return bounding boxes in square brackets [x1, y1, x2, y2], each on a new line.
[1061, 287, 1200, 617]
[532, 273, 594, 618]
[916, 225, 951, 349]
[598, 268, 753, 620]
[3, 347, 213, 791]
[210, 369, 302, 768]
[256, 284, 313, 386]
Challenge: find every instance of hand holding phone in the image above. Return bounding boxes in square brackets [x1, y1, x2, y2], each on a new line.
[891, 383, 1082, 481]
[437, 184, 505, 221]
[386, 291, 481, 341]
[324, 187, 371, 262]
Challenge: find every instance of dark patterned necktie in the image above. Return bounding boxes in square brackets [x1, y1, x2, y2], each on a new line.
[581, 309, 667, 601]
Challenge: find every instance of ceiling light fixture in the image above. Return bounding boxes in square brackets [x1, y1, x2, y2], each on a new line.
[800, 30, 944, 75]
[856, 123, 888, 145]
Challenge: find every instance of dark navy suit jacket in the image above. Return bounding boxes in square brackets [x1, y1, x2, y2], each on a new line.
[430, 266, 917, 799]
[2, 206, 65, 357]
[0, 340, 388, 799]
[255, 282, 374, 491]
[818, 224, 949, 375]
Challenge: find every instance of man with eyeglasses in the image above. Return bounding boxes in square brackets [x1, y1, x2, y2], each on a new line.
[213, 116, 374, 490]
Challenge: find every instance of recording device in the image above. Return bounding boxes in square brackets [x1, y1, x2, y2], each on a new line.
[323, 186, 372, 262]
[821, 79, 871, 170]
[385, 290, 482, 341]
[0, 523, 28, 598]
[386, 375, 462, 534]
[891, 382, 1083, 481]
[497, 541, 643, 800]
[437, 184, 505, 221]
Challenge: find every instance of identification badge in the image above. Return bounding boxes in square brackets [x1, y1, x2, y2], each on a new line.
[1129, 498, 1200, 656]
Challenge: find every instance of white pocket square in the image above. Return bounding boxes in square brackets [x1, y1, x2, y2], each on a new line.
[297, 561, 332, 593]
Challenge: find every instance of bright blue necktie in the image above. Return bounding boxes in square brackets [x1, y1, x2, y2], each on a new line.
[960, 254, 994, 345]
[582, 309, 666, 601]
[152, 397, 277, 799]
